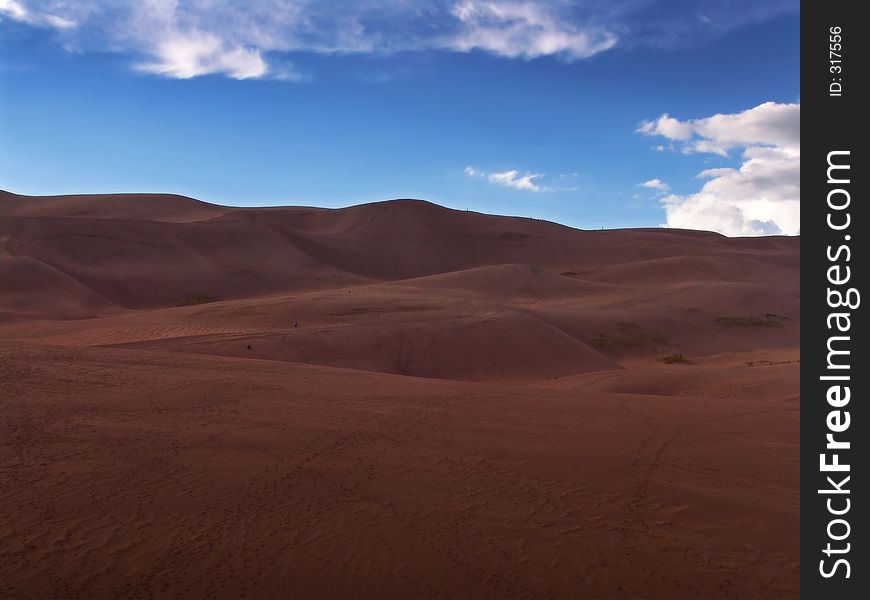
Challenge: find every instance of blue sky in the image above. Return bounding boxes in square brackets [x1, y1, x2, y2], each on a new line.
[0, 1, 800, 235]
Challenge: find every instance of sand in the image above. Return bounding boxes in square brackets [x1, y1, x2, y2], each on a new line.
[0, 190, 799, 598]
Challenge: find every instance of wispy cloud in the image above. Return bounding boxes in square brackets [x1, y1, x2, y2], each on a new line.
[467, 165, 546, 191]
[638, 178, 670, 193]
[464, 165, 581, 192]
[639, 102, 800, 236]
[489, 169, 545, 191]
[0, 1, 797, 81]
[447, 1, 616, 60]
[1, 1, 617, 80]
[0, 0, 27, 21]
[138, 32, 268, 80]
[0, 0, 74, 29]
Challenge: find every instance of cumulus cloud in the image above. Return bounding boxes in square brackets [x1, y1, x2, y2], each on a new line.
[638, 102, 799, 155]
[639, 102, 799, 237]
[637, 114, 693, 141]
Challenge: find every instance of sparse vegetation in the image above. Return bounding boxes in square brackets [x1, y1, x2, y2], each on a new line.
[175, 294, 219, 307]
[591, 335, 610, 349]
[745, 358, 800, 367]
[716, 313, 788, 327]
[659, 353, 690, 364]
[592, 322, 669, 350]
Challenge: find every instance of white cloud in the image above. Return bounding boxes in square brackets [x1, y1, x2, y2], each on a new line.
[691, 102, 800, 149]
[0, 0, 74, 28]
[638, 102, 799, 154]
[1, 1, 800, 81]
[446, 1, 617, 60]
[637, 114, 693, 141]
[1, 1, 621, 80]
[466, 165, 551, 191]
[639, 102, 800, 236]
[139, 32, 268, 80]
[43, 13, 75, 28]
[489, 169, 544, 191]
[0, 0, 28, 20]
[639, 178, 669, 193]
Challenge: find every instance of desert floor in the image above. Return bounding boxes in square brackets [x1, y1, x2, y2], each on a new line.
[0, 191, 799, 599]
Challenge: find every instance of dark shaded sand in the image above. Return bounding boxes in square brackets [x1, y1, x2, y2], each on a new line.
[0, 191, 799, 598]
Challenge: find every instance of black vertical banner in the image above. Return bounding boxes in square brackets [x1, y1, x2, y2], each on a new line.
[802, 1, 866, 597]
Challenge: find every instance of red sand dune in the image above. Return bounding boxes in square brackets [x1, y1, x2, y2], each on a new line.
[0, 190, 799, 598]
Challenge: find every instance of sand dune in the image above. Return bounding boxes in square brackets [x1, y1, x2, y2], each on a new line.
[0, 191, 799, 598]
[0, 190, 228, 222]
[0, 190, 798, 311]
